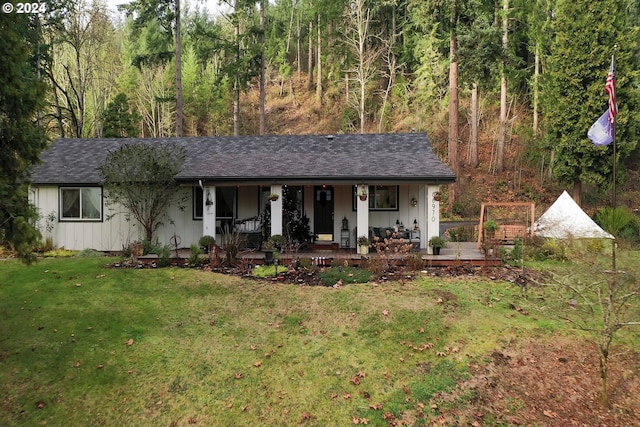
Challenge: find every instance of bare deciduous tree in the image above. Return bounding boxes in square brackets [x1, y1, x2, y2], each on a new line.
[544, 249, 640, 408]
[342, 0, 381, 134]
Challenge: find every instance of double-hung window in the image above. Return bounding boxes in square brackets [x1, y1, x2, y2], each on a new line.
[59, 187, 102, 221]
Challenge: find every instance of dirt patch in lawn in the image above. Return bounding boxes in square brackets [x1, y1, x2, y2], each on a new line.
[430, 337, 640, 426]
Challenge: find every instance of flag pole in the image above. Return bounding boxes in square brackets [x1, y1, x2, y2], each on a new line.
[610, 46, 617, 208]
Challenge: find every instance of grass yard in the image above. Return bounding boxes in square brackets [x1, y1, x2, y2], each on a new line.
[0, 255, 636, 426]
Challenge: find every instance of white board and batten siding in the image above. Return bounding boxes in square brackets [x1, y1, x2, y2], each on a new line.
[32, 186, 202, 252]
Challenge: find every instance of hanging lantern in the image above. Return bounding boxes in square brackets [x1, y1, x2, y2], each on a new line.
[342, 216, 349, 230]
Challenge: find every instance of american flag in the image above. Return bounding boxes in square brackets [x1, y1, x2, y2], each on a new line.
[605, 57, 617, 122]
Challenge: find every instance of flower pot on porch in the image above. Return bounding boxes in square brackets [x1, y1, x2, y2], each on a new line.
[432, 246, 441, 255]
[359, 245, 369, 255]
[264, 250, 274, 265]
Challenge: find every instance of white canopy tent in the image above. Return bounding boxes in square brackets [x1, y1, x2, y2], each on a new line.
[535, 191, 614, 239]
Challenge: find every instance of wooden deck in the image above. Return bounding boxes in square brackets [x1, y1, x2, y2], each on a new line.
[210, 242, 500, 267]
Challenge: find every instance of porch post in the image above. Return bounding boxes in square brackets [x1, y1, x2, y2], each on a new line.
[203, 185, 217, 240]
[270, 184, 283, 236]
[426, 185, 440, 254]
[356, 184, 369, 243]
[418, 184, 427, 249]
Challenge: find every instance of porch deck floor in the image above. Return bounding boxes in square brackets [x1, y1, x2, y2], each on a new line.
[179, 242, 500, 267]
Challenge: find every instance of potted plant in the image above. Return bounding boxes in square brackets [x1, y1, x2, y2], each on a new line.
[268, 193, 279, 201]
[358, 188, 368, 201]
[357, 235, 370, 254]
[483, 219, 499, 240]
[428, 236, 446, 255]
[198, 235, 216, 254]
[262, 239, 276, 265]
[263, 234, 286, 265]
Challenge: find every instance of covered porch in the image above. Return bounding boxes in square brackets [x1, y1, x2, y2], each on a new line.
[199, 183, 446, 254]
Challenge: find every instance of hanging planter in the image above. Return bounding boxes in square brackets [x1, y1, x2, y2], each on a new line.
[268, 193, 279, 201]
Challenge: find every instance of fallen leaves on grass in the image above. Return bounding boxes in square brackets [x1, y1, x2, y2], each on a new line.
[300, 412, 316, 423]
[126, 338, 134, 346]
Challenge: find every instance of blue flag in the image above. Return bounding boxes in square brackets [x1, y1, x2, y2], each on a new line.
[587, 110, 614, 146]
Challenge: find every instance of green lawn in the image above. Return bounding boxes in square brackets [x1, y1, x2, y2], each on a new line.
[0, 257, 598, 426]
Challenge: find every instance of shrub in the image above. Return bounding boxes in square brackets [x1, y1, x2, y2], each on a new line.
[525, 237, 569, 261]
[360, 256, 387, 277]
[76, 248, 105, 258]
[188, 244, 203, 266]
[299, 257, 313, 269]
[404, 252, 424, 271]
[220, 226, 243, 267]
[318, 266, 372, 286]
[447, 225, 475, 242]
[157, 245, 172, 267]
[198, 235, 216, 252]
[268, 234, 286, 251]
[594, 206, 636, 239]
[253, 265, 282, 277]
[510, 237, 523, 262]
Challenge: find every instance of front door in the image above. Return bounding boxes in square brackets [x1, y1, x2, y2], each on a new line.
[313, 186, 334, 241]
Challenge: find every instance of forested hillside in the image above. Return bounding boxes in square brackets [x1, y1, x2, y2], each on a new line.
[36, 0, 640, 213]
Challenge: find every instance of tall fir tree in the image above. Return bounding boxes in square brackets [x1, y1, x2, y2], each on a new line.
[0, 12, 48, 262]
[541, 0, 640, 204]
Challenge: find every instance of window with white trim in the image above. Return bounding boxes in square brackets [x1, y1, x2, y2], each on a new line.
[353, 185, 399, 211]
[59, 187, 102, 220]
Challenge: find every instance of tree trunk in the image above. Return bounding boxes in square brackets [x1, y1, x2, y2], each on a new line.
[469, 82, 479, 167]
[496, 0, 509, 173]
[259, 0, 266, 135]
[345, 71, 349, 104]
[573, 180, 582, 206]
[175, 0, 183, 137]
[233, 0, 241, 136]
[307, 21, 313, 90]
[533, 43, 540, 136]
[448, 1, 460, 209]
[296, 10, 301, 81]
[316, 14, 322, 103]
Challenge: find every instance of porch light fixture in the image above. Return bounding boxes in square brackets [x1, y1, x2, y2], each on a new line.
[410, 197, 417, 207]
[205, 190, 213, 206]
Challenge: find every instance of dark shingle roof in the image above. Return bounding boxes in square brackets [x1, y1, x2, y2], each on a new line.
[31, 133, 455, 185]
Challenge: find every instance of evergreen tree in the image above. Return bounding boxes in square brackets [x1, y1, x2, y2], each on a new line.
[542, 0, 640, 204]
[0, 12, 48, 263]
[103, 93, 140, 138]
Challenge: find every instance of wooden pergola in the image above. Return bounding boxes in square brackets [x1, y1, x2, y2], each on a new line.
[477, 202, 536, 248]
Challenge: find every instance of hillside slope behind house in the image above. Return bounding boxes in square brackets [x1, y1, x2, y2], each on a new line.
[238, 78, 639, 218]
